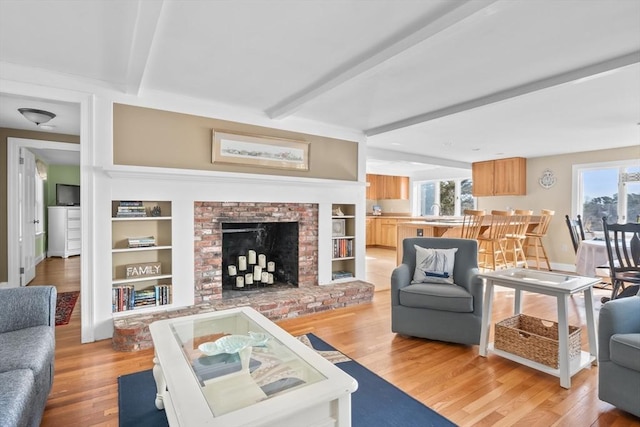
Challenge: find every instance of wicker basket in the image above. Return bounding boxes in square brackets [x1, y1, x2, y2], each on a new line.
[494, 314, 581, 368]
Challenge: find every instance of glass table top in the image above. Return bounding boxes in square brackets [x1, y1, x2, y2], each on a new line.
[169, 311, 326, 416]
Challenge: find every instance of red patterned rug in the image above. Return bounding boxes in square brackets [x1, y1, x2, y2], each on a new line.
[55, 291, 80, 326]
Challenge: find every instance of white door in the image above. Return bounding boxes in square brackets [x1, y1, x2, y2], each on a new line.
[19, 147, 37, 285]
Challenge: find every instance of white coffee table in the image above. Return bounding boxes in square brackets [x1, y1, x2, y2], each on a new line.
[478, 268, 599, 389]
[149, 307, 357, 426]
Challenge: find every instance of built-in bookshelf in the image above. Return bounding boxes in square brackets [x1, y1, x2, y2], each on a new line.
[331, 203, 355, 281]
[111, 200, 173, 314]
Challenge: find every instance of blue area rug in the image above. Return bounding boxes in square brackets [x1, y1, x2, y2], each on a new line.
[118, 333, 456, 427]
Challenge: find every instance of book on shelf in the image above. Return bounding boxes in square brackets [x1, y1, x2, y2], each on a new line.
[112, 284, 172, 312]
[332, 270, 353, 280]
[127, 236, 156, 248]
[332, 238, 353, 258]
[116, 201, 147, 217]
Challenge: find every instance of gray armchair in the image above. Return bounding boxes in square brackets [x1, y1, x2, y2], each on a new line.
[391, 238, 483, 345]
[598, 295, 640, 417]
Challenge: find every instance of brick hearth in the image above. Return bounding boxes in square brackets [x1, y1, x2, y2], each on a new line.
[112, 280, 374, 351]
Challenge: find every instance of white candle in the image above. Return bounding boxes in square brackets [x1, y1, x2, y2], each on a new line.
[248, 250, 256, 265]
[253, 265, 262, 280]
[236, 276, 244, 288]
[245, 273, 253, 285]
[267, 273, 274, 284]
[228, 265, 237, 276]
[258, 254, 267, 268]
[267, 261, 275, 272]
[261, 272, 269, 283]
[238, 256, 247, 271]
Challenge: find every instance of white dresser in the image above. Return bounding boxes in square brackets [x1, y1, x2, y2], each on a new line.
[48, 206, 81, 258]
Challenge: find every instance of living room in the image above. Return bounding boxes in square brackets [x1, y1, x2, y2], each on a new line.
[1, 1, 639, 426]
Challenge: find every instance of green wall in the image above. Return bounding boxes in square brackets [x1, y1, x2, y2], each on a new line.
[47, 165, 80, 207]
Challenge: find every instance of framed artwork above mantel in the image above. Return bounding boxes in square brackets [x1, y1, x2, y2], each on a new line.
[212, 130, 310, 171]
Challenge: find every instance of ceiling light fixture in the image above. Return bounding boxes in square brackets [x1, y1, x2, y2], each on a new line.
[18, 108, 56, 125]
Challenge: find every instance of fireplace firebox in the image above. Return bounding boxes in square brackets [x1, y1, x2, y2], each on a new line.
[221, 222, 299, 290]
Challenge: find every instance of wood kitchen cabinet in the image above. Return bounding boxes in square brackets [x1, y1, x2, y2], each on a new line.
[377, 218, 398, 247]
[366, 174, 409, 200]
[366, 218, 375, 246]
[472, 157, 526, 196]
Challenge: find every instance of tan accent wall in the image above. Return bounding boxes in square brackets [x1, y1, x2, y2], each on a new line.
[0, 128, 80, 282]
[113, 104, 359, 181]
[477, 145, 640, 267]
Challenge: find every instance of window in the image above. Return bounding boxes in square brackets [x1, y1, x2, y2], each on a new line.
[573, 160, 640, 232]
[414, 178, 475, 216]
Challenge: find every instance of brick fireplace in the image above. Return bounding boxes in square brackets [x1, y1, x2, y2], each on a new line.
[194, 201, 319, 303]
[112, 201, 374, 351]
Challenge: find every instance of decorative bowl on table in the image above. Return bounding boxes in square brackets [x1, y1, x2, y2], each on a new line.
[198, 332, 270, 356]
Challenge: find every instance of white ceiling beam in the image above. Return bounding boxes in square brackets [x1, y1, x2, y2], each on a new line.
[125, 0, 165, 95]
[367, 146, 470, 170]
[366, 50, 640, 137]
[265, 0, 499, 120]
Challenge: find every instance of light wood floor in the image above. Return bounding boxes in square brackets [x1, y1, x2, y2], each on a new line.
[33, 253, 639, 426]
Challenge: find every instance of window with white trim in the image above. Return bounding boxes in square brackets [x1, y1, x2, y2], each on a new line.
[573, 160, 640, 232]
[413, 178, 475, 216]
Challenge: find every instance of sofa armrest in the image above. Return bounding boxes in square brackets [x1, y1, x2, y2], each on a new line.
[391, 264, 412, 306]
[0, 286, 57, 333]
[598, 296, 640, 361]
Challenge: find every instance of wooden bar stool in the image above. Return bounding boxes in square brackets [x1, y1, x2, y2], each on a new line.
[461, 209, 486, 239]
[524, 209, 555, 270]
[477, 210, 513, 271]
[506, 209, 533, 268]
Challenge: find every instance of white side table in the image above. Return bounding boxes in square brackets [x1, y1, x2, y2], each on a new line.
[478, 268, 599, 389]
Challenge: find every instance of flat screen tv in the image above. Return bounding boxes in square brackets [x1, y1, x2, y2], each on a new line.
[56, 184, 80, 206]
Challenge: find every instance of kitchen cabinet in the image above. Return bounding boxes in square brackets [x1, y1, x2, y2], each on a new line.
[365, 218, 375, 246]
[472, 157, 526, 196]
[366, 174, 409, 200]
[377, 218, 398, 247]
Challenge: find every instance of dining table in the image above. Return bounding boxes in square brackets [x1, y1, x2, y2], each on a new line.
[575, 238, 611, 277]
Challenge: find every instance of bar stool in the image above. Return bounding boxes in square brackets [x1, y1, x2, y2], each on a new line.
[524, 209, 555, 270]
[477, 210, 513, 271]
[506, 209, 533, 268]
[461, 209, 486, 239]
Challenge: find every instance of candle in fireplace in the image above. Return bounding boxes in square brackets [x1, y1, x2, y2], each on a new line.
[253, 265, 262, 280]
[236, 276, 244, 288]
[238, 256, 247, 271]
[267, 261, 275, 272]
[245, 273, 253, 285]
[228, 265, 237, 276]
[267, 273, 274, 284]
[248, 250, 257, 265]
[258, 254, 266, 268]
[261, 272, 269, 283]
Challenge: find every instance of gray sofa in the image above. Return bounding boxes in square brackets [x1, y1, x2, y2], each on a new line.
[0, 286, 56, 427]
[598, 295, 640, 417]
[391, 238, 483, 345]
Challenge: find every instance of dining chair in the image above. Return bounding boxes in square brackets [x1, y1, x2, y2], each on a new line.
[460, 209, 486, 239]
[506, 209, 533, 268]
[524, 209, 555, 270]
[565, 214, 586, 253]
[477, 210, 513, 271]
[601, 218, 640, 302]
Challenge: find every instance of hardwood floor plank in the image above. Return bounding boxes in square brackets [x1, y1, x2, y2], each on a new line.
[31, 253, 639, 426]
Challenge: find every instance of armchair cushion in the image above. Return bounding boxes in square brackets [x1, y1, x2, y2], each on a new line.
[399, 283, 473, 312]
[412, 246, 457, 284]
[610, 333, 640, 372]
